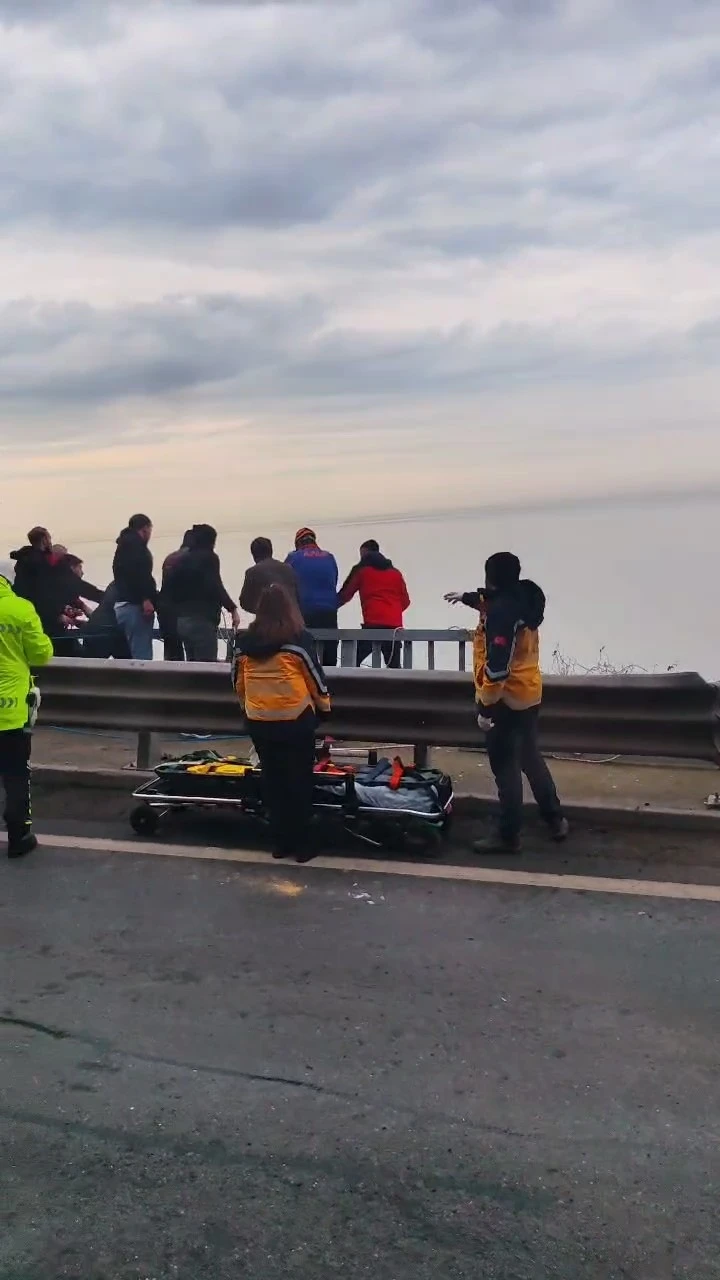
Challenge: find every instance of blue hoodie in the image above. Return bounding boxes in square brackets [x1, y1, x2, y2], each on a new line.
[285, 544, 339, 616]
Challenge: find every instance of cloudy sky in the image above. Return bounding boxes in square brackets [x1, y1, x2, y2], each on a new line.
[1, 0, 720, 545]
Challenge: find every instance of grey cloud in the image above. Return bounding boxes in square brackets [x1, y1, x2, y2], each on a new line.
[0, 294, 322, 412]
[0, 0, 718, 248]
[0, 291, 705, 433]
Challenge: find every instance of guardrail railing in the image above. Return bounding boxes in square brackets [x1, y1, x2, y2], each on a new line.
[62, 626, 474, 670]
[35, 659, 720, 772]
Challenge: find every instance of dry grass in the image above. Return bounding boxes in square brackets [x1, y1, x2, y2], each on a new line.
[549, 644, 678, 677]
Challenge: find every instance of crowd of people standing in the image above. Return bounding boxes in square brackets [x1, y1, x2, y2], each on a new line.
[1, 517, 566, 862]
[4, 518, 412, 666]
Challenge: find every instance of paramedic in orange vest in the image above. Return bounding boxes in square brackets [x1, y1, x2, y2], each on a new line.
[445, 551, 567, 854]
[233, 583, 330, 863]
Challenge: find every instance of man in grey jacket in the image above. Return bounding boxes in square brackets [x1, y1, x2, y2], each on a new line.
[240, 538, 298, 615]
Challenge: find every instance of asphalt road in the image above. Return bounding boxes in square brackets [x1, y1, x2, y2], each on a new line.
[3, 842, 720, 1279]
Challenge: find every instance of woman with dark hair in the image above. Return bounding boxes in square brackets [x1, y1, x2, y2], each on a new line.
[233, 583, 331, 862]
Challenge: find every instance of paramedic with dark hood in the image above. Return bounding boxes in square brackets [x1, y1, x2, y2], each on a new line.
[285, 528, 339, 666]
[163, 524, 240, 662]
[234, 583, 330, 862]
[112, 514, 157, 661]
[338, 539, 410, 668]
[445, 552, 567, 854]
[0, 569, 53, 858]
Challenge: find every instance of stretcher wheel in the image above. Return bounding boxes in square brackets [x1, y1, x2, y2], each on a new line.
[130, 804, 161, 837]
[401, 821, 444, 858]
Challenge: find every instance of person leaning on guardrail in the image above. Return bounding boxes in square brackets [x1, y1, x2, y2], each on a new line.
[240, 537, 298, 615]
[0, 569, 53, 859]
[337, 539, 411, 669]
[285, 528, 340, 667]
[445, 552, 568, 855]
[162, 524, 240, 662]
[232, 583, 330, 863]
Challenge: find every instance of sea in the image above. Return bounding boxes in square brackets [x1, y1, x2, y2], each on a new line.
[67, 493, 719, 678]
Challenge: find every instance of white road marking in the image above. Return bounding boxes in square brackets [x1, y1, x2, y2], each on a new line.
[38, 832, 720, 903]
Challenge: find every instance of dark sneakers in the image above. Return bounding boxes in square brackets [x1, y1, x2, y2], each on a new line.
[473, 818, 569, 856]
[548, 817, 570, 842]
[472, 833, 522, 856]
[7, 830, 38, 860]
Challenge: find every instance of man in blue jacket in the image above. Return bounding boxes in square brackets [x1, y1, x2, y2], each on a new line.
[285, 528, 339, 666]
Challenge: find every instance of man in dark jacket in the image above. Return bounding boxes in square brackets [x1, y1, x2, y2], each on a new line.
[162, 523, 239, 662]
[11, 528, 91, 655]
[285, 528, 339, 666]
[158, 530, 194, 661]
[112, 514, 157, 661]
[240, 538, 298, 615]
[446, 551, 567, 854]
[338, 540, 411, 668]
[11, 527, 60, 636]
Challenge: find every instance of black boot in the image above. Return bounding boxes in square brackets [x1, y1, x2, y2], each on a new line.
[7, 826, 38, 859]
[472, 831, 521, 856]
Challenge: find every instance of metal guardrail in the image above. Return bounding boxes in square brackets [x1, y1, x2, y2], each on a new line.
[66, 626, 473, 670]
[35, 660, 720, 770]
[308, 630, 472, 670]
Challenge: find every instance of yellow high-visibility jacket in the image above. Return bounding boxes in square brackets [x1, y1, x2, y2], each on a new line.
[234, 629, 330, 723]
[462, 579, 545, 711]
[0, 576, 53, 731]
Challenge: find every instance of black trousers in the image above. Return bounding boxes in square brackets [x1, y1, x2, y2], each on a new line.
[250, 715, 317, 856]
[356, 626, 401, 669]
[157, 606, 184, 662]
[484, 704, 563, 841]
[177, 616, 218, 663]
[52, 635, 82, 658]
[0, 729, 32, 835]
[304, 609, 338, 667]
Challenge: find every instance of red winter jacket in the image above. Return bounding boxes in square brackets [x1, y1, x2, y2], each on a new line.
[338, 552, 411, 628]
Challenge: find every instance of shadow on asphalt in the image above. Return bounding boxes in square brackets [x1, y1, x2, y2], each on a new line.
[31, 783, 720, 886]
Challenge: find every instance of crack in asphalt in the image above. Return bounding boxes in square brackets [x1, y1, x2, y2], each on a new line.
[0, 1012, 531, 1141]
[0, 1016, 72, 1041]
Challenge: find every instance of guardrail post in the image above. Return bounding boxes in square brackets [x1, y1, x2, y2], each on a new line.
[402, 640, 413, 669]
[340, 638, 356, 667]
[136, 731, 153, 771]
[413, 743, 430, 769]
[371, 642, 382, 668]
[427, 641, 435, 671]
[458, 641, 467, 672]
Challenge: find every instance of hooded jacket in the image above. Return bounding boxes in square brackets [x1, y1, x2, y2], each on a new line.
[10, 545, 80, 636]
[338, 551, 411, 628]
[0, 576, 53, 731]
[284, 543, 338, 616]
[462, 579, 546, 710]
[162, 548, 236, 625]
[233, 628, 331, 723]
[112, 528, 157, 607]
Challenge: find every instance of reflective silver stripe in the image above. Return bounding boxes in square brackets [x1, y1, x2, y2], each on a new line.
[283, 643, 328, 696]
[485, 621, 521, 681]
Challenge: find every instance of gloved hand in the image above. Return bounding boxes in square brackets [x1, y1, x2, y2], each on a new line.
[477, 711, 494, 733]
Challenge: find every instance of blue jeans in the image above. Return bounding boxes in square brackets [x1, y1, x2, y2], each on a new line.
[114, 603, 154, 661]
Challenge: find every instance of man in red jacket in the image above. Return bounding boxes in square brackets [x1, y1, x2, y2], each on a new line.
[338, 540, 410, 668]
